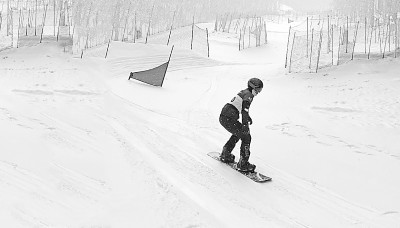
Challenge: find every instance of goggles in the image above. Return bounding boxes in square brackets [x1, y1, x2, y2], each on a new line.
[254, 87, 263, 94]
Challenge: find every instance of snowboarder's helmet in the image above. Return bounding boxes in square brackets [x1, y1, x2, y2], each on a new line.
[248, 78, 263, 93]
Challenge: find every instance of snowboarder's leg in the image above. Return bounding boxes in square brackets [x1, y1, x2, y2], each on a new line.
[220, 135, 239, 163]
[219, 115, 242, 163]
[237, 132, 256, 172]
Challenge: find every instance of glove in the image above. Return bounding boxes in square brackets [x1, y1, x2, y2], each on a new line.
[248, 116, 253, 125]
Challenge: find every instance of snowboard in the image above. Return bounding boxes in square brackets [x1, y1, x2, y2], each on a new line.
[207, 152, 272, 183]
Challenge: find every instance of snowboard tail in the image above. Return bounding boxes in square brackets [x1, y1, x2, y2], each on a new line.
[208, 152, 272, 183]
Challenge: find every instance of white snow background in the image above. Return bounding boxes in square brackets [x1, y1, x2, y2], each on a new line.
[1, 21, 400, 228]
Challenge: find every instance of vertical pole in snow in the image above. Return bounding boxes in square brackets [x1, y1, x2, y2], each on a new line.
[191, 15, 194, 50]
[11, 10, 13, 47]
[167, 25, 173, 46]
[388, 16, 391, 52]
[309, 28, 314, 70]
[316, 30, 323, 73]
[17, 9, 21, 48]
[161, 45, 174, 87]
[337, 27, 342, 65]
[378, 20, 382, 53]
[331, 25, 334, 65]
[365, 17, 367, 54]
[306, 17, 309, 57]
[206, 28, 210, 57]
[6, 0, 9, 36]
[105, 39, 111, 58]
[375, 18, 377, 43]
[396, 19, 398, 58]
[346, 16, 349, 53]
[288, 32, 296, 73]
[284, 26, 291, 68]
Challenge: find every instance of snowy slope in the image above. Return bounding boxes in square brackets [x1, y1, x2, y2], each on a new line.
[1, 22, 400, 228]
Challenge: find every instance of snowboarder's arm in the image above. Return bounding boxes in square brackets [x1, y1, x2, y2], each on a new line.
[241, 100, 251, 126]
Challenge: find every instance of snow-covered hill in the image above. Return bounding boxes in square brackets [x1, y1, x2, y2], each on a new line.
[1, 22, 399, 228]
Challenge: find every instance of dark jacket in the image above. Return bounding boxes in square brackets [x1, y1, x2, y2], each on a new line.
[221, 88, 254, 126]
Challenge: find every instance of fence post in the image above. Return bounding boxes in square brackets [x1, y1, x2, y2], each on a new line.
[331, 25, 334, 65]
[206, 28, 210, 57]
[379, 20, 382, 53]
[57, 8, 62, 42]
[346, 16, 348, 53]
[316, 30, 323, 73]
[105, 39, 111, 58]
[167, 26, 173, 46]
[35, 0, 37, 36]
[396, 19, 398, 58]
[10, 9, 13, 47]
[289, 32, 296, 73]
[337, 27, 342, 65]
[284, 26, 292, 68]
[365, 17, 367, 53]
[191, 15, 194, 50]
[307, 17, 309, 57]
[309, 28, 314, 69]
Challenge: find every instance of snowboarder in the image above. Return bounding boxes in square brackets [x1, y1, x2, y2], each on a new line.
[219, 78, 263, 172]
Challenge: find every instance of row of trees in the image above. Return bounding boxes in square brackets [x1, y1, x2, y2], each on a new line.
[333, 0, 400, 20]
[71, 0, 280, 56]
[71, 0, 280, 37]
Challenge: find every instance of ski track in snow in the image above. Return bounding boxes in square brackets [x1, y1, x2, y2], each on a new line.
[104, 77, 388, 228]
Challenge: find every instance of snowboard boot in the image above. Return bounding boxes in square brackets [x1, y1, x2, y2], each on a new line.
[237, 157, 256, 172]
[220, 147, 235, 163]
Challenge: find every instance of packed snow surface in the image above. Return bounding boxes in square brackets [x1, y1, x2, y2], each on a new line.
[1, 22, 400, 228]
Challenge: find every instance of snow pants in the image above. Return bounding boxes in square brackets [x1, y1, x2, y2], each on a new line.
[219, 115, 251, 159]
